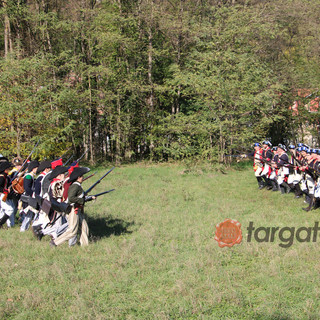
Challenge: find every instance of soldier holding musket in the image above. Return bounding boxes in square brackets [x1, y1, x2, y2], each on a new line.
[276, 144, 291, 194]
[261, 140, 273, 189]
[20, 160, 40, 232]
[297, 147, 315, 209]
[0, 161, 15, 228]
[52, 167, 94, 247]
[253, 142, 265, 189]
[287, 145, 303, 198]
[269, 146, 279, 191]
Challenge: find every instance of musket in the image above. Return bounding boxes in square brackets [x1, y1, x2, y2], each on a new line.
[85, 189, 115, 202]
[18, 139, 40, 176]
[285, 145, 317, 178]
[58, 148, 72, 160]
[20, 194, 70, 214]
[83, 172, 96, 182]
[46, 188, 116, 227]
[3, 140, 40, 202]
[76, 149, 89, 163]
[20, 194, 70, 229]
[63, 154, 74, 166]
[225, 154, 249, 158]
[84, 167, 115, 195]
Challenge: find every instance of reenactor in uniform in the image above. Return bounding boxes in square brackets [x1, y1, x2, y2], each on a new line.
[261, 140, 273, 189]
[276, 144, 291, 194]
[270, 146, 279, 191]
[34, 161, 52, 197]
[253, 143, 265, 189]
[31, 160, 52, 237]
[0, 161, 14, 228]
[300, 149, 319, 211]
[6, 157, 23, 227]
[287, 145, 303, 198]
[41, 166, 69, 240]
[20, 160, 39, 232]
[298, 147, 315, 209]
[52, 167, 94, 247]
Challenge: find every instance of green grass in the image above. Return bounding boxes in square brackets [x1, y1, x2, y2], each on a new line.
[1, 163, 320, 319]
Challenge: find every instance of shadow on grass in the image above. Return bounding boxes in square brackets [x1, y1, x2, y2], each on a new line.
[87, 214, 135, 241]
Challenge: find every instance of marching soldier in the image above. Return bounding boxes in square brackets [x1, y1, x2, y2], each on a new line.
[298, 147, 315, 209]
[261, 140, 273, 189]
[34, 161, 52, 197]
[0, 161, 15, 228]
[276, 144, 291, 194]
[20, 160, 39, 232]
[31, 160, 52, 237]
[40, 166, 69, 240]
[270, 146, 279, 191]
[5, 157, 23, 227]
[301, 149, 318, 211]
[287, 145, 303, 198]
[253, 143, 265, 189]
[52, 167, 94, 247]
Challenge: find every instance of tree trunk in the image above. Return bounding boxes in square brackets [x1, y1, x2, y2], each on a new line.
[148, 26, 154, 111]
[88, 76, 94, 164]
[115, 94, 121, 165]
[3, 0, 13, 58]
[16, 123, 21, 158]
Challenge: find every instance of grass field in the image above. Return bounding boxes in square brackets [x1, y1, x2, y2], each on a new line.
[1, 163, 320, 319]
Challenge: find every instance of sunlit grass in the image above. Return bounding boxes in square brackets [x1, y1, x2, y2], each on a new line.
[0, 163, 320, 319]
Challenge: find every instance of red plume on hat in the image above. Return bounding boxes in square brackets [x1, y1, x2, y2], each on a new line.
[68, 162, 79, 176]
[51, 158, 63, 170]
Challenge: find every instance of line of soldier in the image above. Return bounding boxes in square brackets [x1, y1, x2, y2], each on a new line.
[0, 155, 100, 247]
[253, 141, 320, 212]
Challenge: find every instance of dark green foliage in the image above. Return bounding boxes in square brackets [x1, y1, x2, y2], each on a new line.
[0, 0, 319, 162]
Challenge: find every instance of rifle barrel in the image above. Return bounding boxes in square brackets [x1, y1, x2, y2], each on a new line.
[85, 167, 115, 195]
[93, 189, 115, 197]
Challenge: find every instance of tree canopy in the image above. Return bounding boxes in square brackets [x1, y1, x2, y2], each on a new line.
[0, 0, 319, 163]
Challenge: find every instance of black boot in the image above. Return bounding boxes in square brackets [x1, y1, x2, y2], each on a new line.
[280, 185, 286, 194]
[288, 183, 295, 193]
[0, 214, 9, 228]
[305, 194, 311, 204]
[264, 177, 273, 190]
[271, 180, 278, 191]
[257, 177, 265, 189]
[32, 225, 42, 237]
[37, 231, 44, 241]
[294, 184, 303, 198]
[281, 182, 291, 194]
[303, 195, 314, 211]
[313, 198, 320, 210]
[262, 176, 271, 189]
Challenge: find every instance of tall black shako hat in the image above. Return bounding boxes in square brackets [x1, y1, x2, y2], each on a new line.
[28, 160, 40, 173]
[69, 167, 90, 183]
[49, 166, 68, 180]
[37, 160, 52, 174]
[0, 161, 13, 173]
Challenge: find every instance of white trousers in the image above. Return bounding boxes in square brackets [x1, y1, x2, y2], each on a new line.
[0, 195, 15, 227]
[255, 166, 263, 177]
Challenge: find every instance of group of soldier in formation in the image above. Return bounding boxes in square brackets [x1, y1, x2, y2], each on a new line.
[0, 155, 98, 247]
[253, 141, 320, 211]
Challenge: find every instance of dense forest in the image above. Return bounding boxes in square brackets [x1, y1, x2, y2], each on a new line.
[0, 0, 319, 164]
